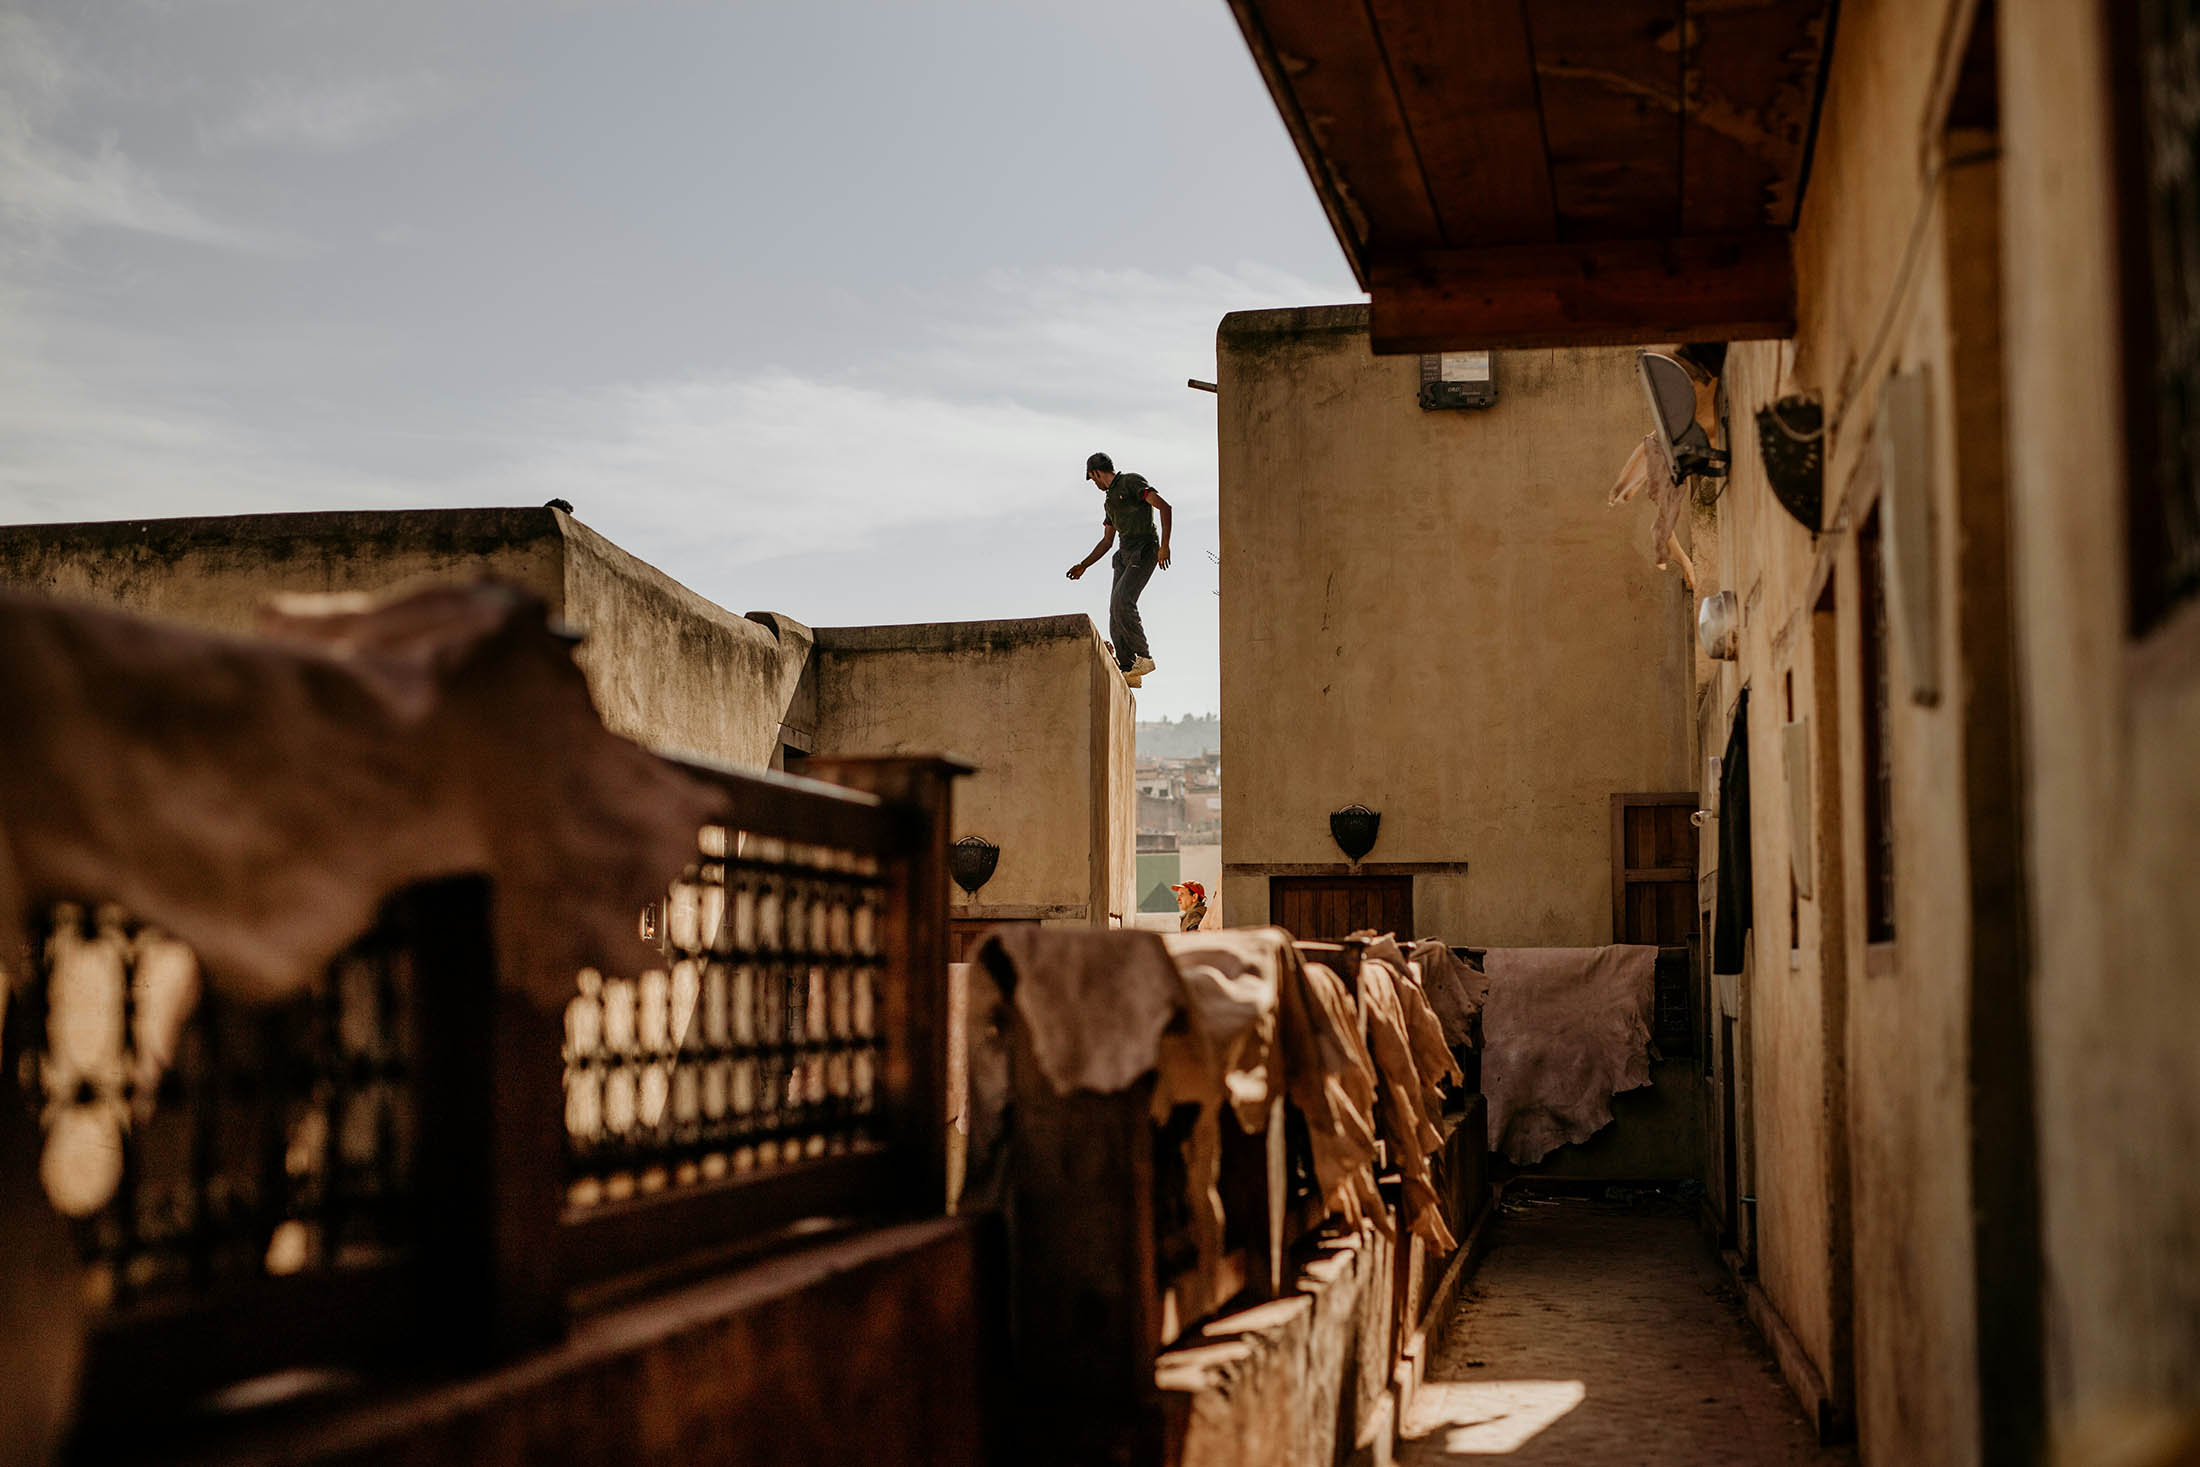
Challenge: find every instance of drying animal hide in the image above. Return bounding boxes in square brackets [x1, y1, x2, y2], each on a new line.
[974, 925, 1288, 1296]
[1159, 929, 1285, 1134]
[1479, 945, 1659, 1165]
[1157, 929, 1285, 1288]
[1607, 432, 1695, 585]
[1277, 957, 1383, 1234]
[974, 926, 1184, 1098]
[1364, 935, 1462, 1100]
[0, 584, 717, 1010]
[1407, 938, 1485, 1050]
[1608, 434, 1655, 507]
[1356, 951, 1458, 1254]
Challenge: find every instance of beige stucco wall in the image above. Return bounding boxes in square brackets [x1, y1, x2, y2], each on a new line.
[1180, 843, 1223, 928]
[1216, 311, 1695, 948]
[1700, 1, 2090, 1459]
[2002, 0, 2200, 1440]
[811, 617, 1136, 928]
[554, 515, 810, 768]
[1099, 658, 1138, 927]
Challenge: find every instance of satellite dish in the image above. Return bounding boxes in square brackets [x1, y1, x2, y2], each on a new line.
[1637, 351, 1729, 483]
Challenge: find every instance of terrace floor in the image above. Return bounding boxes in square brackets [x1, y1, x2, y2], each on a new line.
[1399, 1192, 1853, 1465]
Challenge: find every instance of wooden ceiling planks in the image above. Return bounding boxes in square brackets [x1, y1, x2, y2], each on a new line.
[1228, 0, 1444, 277]
[1362, 0, 1558, 249]
[1525, 0, 1689, 241]
[1681, 0, 1838, 232]
[1367, 232, 1795, 353]
[1227, 0, 1835, 348]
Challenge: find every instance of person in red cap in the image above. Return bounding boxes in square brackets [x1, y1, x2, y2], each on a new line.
[1171, 880, 1208, 932]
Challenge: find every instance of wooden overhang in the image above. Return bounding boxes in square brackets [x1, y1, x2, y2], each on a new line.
[1227, 0, 1838, 352]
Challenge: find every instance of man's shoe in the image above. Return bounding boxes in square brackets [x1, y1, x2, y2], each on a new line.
[1127, 656, 1157, 680]
[1123, 669, 1144, 688]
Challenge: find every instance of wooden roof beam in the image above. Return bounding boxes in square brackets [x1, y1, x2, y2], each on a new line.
[1366, 231, 1795, 353]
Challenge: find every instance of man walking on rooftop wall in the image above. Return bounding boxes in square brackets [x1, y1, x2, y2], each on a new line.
[1066, 451, 1171, 688]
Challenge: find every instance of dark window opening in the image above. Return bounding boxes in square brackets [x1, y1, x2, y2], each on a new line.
[2125, 0, 2200, 629]
[1860, 509, 1898, 942]
[1785, 670, 1801, 950]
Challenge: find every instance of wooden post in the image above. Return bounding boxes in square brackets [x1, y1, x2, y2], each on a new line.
[802, 755, 971, 1216]
[405, 876, 566, 1361]
[1002, 1016, 1163, 1467]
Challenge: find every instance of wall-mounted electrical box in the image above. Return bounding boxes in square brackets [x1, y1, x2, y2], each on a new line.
[1418, 351, 1497, 410]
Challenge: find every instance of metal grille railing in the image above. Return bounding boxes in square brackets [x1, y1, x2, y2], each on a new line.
[13, 900, 416, 1311]
[562, 831, 890, 1209]
[5, 753, 962, 1446]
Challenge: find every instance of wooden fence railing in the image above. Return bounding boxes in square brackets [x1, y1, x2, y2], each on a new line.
[3, 753, 963, 1448]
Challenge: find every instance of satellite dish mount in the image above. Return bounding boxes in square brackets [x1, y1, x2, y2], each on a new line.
[1637, 351, 1729, 484]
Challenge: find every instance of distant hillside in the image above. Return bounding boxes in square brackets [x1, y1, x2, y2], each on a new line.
[1137, 713, 1220, 760]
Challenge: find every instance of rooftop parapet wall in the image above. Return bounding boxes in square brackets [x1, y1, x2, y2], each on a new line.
[0, 507, 808, 770]
[813, 615, 1134, 927]
[0, 508, 570, 633]
[552, 513, 811, 769]
[813, 613, 1099, 657]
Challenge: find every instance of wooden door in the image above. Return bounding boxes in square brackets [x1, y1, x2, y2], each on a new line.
[1613, 793, 1701, 1059]
[1611, 793, 1699, 945]
[1268, 876, 1414, 942]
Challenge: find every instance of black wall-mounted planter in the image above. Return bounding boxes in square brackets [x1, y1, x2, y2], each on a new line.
[1329, 805, 1381, 863]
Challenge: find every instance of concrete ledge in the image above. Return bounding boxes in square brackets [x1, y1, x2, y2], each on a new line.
[1155, 1134, 1497, 1467]
[0, 506, 562, 560]
[1156, 1225, 1395, 1467]
[813, 615, 1099, 654]
[167, 1218, 990, 1467]
[1718, 1246, 1853, 1445]
[1217, 304, 1372, 343]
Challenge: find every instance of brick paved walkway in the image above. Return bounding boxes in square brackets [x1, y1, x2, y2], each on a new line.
[1399, 1192, 1853, 1466]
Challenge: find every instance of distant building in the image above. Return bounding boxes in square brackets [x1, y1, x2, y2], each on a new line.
[1217, 315, 1689, 951]
[1134, 747, 1221, 927]
[1215, 313, 1691, 1184]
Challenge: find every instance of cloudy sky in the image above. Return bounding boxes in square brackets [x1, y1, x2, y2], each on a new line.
[0, 0, 1361, 718]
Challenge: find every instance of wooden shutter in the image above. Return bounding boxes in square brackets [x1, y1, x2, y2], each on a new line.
[1613, 793, 1700, 1057]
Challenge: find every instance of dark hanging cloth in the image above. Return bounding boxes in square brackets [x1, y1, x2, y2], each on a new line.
[1712, 690, 1752, 975]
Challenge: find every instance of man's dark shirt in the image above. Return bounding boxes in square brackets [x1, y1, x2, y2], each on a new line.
[1104, 472, 1160, 542]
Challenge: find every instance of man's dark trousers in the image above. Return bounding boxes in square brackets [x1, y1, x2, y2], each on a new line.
[1109, 536, 1159, 670]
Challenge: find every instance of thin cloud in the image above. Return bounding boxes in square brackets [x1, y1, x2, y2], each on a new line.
[0, 263, 1313, 542]
[198, 73, 458, 155]
[478, 263, 1339, 566]
[0, 13, 275, 251]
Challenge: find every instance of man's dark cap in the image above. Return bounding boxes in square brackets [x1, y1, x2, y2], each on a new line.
[1086, 452, 1113, 475]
